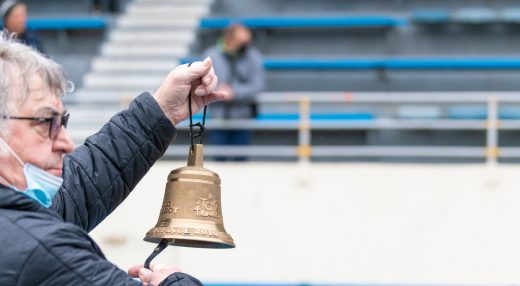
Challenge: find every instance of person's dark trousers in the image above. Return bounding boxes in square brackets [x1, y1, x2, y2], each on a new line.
[208, 130, 252, 161]
[92, 0, 119, 13]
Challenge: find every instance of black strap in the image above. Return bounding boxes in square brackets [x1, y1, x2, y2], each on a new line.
[188, 63, 208, 150]
[144, 239, 170, 269]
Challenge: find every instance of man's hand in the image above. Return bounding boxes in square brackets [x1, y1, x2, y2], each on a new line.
[153, 57, 228, 125]
[216, 83, 235, 101]
[128, 264, 181, 285]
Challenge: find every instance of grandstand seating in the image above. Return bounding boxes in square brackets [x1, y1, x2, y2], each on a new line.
[42, 0, 520, 161]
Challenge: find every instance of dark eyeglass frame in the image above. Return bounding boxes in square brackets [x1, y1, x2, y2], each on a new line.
[3, 112, 70, 140]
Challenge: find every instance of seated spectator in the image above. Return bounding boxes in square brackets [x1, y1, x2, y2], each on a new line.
[0, 0, 44, 54]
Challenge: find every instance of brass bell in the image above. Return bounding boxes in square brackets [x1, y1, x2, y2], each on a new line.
[144, 144, 235, 248]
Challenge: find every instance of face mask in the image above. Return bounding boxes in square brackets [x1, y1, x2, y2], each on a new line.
[0, 137, 62, 208]
[237, 44, 249, 55]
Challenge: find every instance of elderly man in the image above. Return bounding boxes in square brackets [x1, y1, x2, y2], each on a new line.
[0, 34, 227, 285]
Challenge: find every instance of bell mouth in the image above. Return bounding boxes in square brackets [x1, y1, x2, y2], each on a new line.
[144, 219, 235, 249]
[144, 236, 235, 249]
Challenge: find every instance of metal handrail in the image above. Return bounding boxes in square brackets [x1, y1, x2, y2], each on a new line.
[68, 91, 520, 162]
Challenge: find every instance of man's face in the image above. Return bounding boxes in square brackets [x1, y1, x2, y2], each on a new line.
[5, 4, 27, 35]
[6, 75, 74, 177]
[225, 27, 252, 53]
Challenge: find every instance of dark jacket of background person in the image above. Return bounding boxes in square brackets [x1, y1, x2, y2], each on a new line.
[13, 28, 44, 53]
[203, 42, 265, 119]
[0, 93, 202, 286]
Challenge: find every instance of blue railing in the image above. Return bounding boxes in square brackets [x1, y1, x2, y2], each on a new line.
[263, 58, 520, 70]
[0, 17, 107, 30]
[200, 16, 407, 29]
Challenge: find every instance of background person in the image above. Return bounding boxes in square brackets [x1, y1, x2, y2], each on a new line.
[0, 34, 226, 285]
[203, 23, 265, 161]
[0, 0, 45, 53]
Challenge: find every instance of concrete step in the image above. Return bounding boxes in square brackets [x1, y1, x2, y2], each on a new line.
[106, 36, 193, 47]
[100, 44, 187, 57]
[91, 58, 178, 73]
[102, 41, 188, 50]
[67, 106, 122, 124]
[132, 0, 212, 5]
[116, 17, 199, 28]
[108, 30, 194, 43]
[126, 6, 209, 16]
[83, 74, 163, 89]
[68, 90, 142, 105]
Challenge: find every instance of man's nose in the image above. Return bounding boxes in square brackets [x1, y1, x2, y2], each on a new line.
[52, 127, 75, 154]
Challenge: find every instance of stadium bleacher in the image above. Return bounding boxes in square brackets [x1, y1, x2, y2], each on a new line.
[189, 0, 520, 161]
[21, 0, 518, 161]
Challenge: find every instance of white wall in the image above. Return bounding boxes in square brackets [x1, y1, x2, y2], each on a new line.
[90, 161, 520, 285]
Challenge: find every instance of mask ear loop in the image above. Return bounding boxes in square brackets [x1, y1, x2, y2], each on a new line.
[0, 136, 24, 167]
[0, 136, 25, 186]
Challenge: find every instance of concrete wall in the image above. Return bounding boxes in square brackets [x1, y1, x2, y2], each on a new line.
[91, 161, 520, 285]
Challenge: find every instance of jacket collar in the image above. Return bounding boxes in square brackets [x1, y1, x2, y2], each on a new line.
[0, 184, 44, 212]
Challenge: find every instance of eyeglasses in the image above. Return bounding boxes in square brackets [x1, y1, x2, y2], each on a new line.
[3, 112, 70, 140]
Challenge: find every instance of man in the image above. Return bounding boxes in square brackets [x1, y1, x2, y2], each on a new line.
[0, 34, 226, 285]
[0, 0, 45, 53]
[203, 23, 265, 161]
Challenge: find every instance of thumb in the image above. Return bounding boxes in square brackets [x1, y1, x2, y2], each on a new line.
[128, 265, 143, 277]
[183, 57, 212, 83]
[139, 267, 153, 283]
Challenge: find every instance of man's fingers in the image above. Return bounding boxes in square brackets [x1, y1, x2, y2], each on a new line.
[194, 72, 218, 96]
[205, 91, 230, 104]
[139, 267, 153, 283]
[151, 263, 166, 272]
[201, 68, 216, 86]
[128, 265, 143, 277]
[194, 82, 216, 96]
[183, 57, 212, 82]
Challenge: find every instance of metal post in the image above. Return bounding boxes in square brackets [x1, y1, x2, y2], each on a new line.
[297, 96, 311, 163]
[296, 96, 312, 188]
[486, 96, 498, 166]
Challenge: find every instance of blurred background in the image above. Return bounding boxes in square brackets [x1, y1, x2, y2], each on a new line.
[9, 0, 520, 284]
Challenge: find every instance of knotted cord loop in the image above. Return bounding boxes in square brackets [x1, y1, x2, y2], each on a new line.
[188, 62, 208, 150]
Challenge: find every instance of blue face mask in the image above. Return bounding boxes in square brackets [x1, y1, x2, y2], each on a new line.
[15, 164, 63, 208]
[0, 138, 63, 208]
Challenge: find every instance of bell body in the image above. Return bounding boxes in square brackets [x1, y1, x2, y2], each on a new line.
[144, 144, 235, 248]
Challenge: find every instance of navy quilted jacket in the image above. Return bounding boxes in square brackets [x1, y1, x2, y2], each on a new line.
[0, 93, 203, 286]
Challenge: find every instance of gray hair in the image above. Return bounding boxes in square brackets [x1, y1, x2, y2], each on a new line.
[0, 31, 66, 137]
